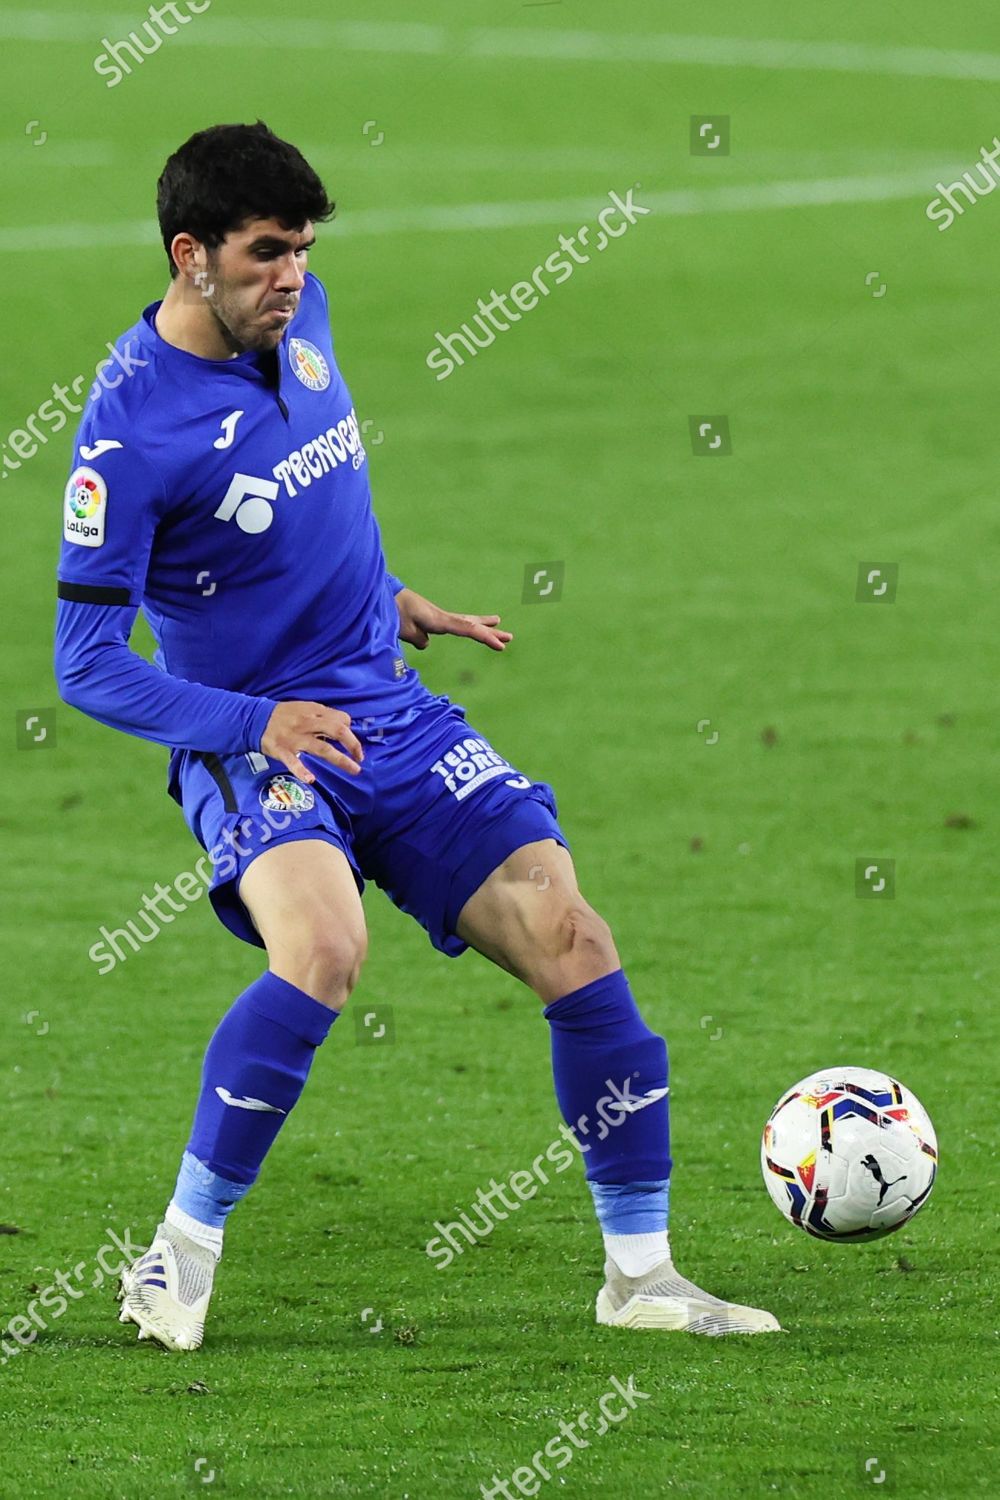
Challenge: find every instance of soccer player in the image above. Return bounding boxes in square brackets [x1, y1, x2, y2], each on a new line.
[54, 122, 779, 1349]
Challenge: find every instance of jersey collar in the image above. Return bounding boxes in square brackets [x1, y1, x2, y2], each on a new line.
[136, 300, 288, 383]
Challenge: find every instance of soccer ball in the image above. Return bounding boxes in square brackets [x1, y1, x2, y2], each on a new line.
[761, 1066, 938, 1241]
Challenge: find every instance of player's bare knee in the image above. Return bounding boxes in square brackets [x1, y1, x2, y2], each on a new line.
[310, 926, 367, 1004]
[268, 922, 367, 1011]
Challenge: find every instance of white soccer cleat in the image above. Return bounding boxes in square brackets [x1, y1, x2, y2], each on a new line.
[596, 1255, 782, 1335]
[117, 1221, 217, 1352]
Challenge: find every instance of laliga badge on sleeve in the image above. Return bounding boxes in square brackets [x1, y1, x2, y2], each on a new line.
[64, 465, 107, 547]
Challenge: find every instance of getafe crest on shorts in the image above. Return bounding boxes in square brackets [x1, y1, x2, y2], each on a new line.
[259, 775, 315, 813]
[288, 337, 330, 391]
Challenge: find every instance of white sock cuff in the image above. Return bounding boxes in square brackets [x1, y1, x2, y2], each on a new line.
[603, 1229, 670, 1278]
[165, 1201, 224, 1260]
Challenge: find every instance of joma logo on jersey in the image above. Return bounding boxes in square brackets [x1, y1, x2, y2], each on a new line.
[429, 738, 532, 802]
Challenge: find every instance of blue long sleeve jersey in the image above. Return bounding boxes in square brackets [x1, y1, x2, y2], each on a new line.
[54, 271, 421, 755]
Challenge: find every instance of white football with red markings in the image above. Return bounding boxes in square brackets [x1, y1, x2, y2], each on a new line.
[761, 1066, 938, 1241]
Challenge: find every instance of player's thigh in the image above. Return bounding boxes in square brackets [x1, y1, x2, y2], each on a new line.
[454, 838, 619, 987]
[239, 838, 368, 1002]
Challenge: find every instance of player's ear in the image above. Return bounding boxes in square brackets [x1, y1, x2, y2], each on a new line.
[169, 235, 217, 304]
[169, 232, 204, 283]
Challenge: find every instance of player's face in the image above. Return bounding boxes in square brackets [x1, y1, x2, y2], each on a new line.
[203, 218, 315, 354]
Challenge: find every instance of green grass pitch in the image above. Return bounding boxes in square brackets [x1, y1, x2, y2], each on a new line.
[1, 0, 997, 1493]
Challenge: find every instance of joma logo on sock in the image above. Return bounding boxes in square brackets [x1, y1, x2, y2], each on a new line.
[599, 1083, 669, 1123]
[578, 1077, 670, 1145]
[215, 1086, 286, 1115]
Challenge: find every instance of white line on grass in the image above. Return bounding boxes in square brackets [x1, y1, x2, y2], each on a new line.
[0, 169, 966, 254]
[0, 141, 116, 167]
[2, 13, 1000, 81]
[470, 28, 1000, 82]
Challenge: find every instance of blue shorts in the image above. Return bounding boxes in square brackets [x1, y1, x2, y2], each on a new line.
[167, 691, 569, 957]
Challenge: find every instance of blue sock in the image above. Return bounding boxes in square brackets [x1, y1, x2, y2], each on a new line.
[544, 969, 670, 1238]
[170, 1150, 252, 1235]
[589, 1179, 670, 1234]
[170, 972, 337, 1232]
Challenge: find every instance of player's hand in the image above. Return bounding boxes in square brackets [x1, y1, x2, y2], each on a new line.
[393, 587, 513, 652]
[260, 701, 364, 784]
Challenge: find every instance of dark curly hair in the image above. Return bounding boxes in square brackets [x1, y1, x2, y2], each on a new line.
[157, 121, 335, 276]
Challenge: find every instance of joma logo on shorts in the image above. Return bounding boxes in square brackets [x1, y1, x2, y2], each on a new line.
[430, 738, 531, 802]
